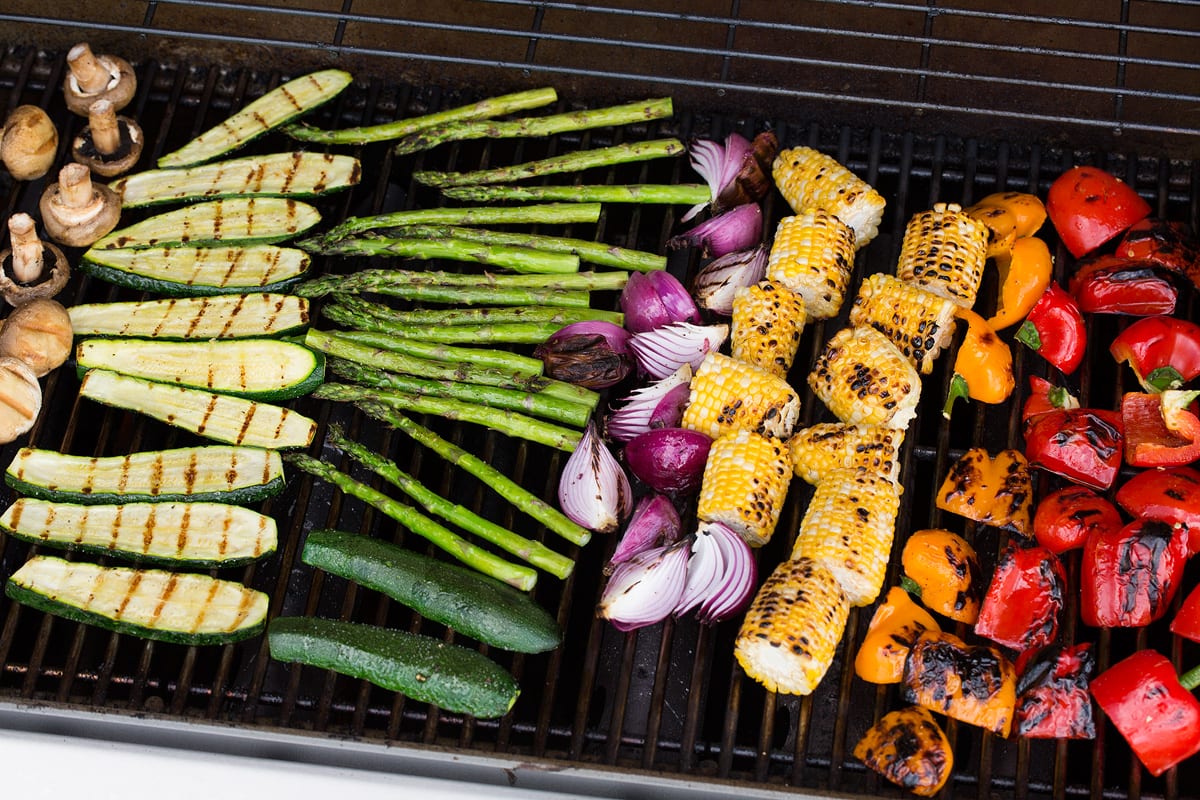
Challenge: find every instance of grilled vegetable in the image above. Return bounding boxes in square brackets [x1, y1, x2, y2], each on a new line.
[1110, 315, 1200, 393]
[0, 498, 276, 568]
[76, 338, 324, 401]
[764, 208, 857, 319]
[854, 586, 941, 685]
[1171, 583, 1200, 642]
[1046, 165, 1151, 258]
[1068, 255, 1178, 315]
[1115, 465, 1200, 550]
[158, 68, 352, 168]
[729, 280, 806, 376]
[987, 236, 1054, 331]
[786, 422, 904, 486]
[0, 298, 72, 377]
[302, 529, 561, 653]
[1116, 217, 1200, 288]
[92, 198, 321, 251]
[944, 309, 1015, 416]
[6, 555, 268, 645]
[4, 445, 285, 505]
[68, 293, 311, 339]
[1015, 282, 1086, 375]
[964, 202, 1018, 259]
[771, 146, 886, 248]
[973, 542, 1065, 652]
[80, 244, 310, 295]
[733, 557, 850, 695]
[267, 616, 519, 719]
[1032, 485, 1123, 554]
[1022, 375, 1080, 422]
[808, 325, 922, 429]
[900, 529, 982, 624]
[853, 706, 953, 797]
[969, 191, 1047, 239]
[1014, 643, 1096, 739]
[791, 466, 900, 606]
[935, 447, 1033, 536]
[696, 429, 792, 547]
[80, 369, 317, 450]
[681, 351, 801, 440]
[895, 202, 990, 308]
[1081, 518, 1189, 628]
[902, 630, 1017, 737]
[1024, 408, 1124, 491]
[0, 358, 41, 444]
[848, 272, 958, 375]
[1121, 389, 1200, 468]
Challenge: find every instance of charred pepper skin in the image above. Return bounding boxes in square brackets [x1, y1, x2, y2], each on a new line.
[1081, 518, 1189, 628]
[1024, 408, 1124, 491]
[974, 542, 1066, 652]
[853, 705, 953, 796]
[1115, 465, 1200, 553]
[1033, 485, 1123, 554]
[1116, 217, 1200, 282]
[1013, 643, 1096, 739]
[903, 630, 1017, 737]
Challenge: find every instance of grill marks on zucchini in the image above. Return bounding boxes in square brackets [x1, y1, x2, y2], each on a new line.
[68, 293, 311, 339]
[81, 244, 310, 295]
[91, 198, 322, 251]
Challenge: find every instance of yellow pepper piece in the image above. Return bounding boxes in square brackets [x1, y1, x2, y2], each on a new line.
[854, 586, 942, 684]
[965, 203, 1018, 259]
[944, 308, 1014, 417]
[935, 447, 1034, 536]
[972, 191, 1047, 238]
[987, 236, 1054, 330]
[900, 529, 982, 624]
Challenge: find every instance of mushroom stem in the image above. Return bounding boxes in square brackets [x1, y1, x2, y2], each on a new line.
[57, 163, 96, 209]
[67, 43, 114, 94]
[87, 100, 121, 155]
[7, 214, 44, 284]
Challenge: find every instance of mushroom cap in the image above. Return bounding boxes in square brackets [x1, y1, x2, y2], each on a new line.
[63, 53, 138, 116]
[0, 298, 74, 377]
[0, 355, 43, 444]
[1, 105, 59, 181]
[72, 116, 144, 178]
[0, 240, 71, 307]
[39, 177, 122, 248]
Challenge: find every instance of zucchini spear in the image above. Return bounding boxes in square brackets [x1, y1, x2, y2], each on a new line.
[91, 197, 322, 250]
[80, 244, 310, 296]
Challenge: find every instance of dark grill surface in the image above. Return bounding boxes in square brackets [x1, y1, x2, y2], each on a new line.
[1, 3, 1199, 798]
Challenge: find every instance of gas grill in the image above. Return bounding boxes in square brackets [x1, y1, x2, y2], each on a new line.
[1, 2, 1198, 798]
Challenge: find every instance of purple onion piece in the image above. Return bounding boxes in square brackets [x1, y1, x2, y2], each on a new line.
[668, 202, 763, 258]
[648, 382, 691, 429]
[624, 427, 712, 496]
[557, 421, 632, 533]
[604, 364, 693, 443]
[609, 493, 682, 567]
[620, 270, 700, 333]
[599, 540, 691, 631]
[691, 245, 769, 315]
[536, 320, 633, 389]
[628, 321, 728, 380]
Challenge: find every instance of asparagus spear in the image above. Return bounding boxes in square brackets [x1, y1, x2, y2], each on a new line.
[328, 293, 624, 326]
[300, 267, 626, 294]
[326, 425, 574, 579]
[392, 97, 673, 155]
[360, 403, 590, 546]
[413, 138, 686, 189]
[299, 280, 591, 307]
[299, 236, 581, 274]
[313, 383, 582, 452]
[441, 183, 711, 206]
[315, 202, 601, 243]
[283, 87, 559, 144]
[310, 325, 545, 376]
[286, 453, 538, 590]
[327, 310, 566, 345]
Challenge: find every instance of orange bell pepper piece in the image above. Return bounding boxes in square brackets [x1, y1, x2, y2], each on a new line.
[944, 308, 1015, 418]
[903, 630, 1017, 737]
[853, 706, 953, 796]
[854, 586, 942, 684]
[901, 529, 983, 624]
[970, 191, 1047, 239]
[987, 236, 1054, 330]
[935, 447, 1034, 535]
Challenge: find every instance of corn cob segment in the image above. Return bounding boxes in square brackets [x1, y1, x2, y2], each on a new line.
[787, 422, 905, 485]
[849, 272, 959, 375]
[766, 210, 857, 319]
[807, 325, 921, 429]
[681, 352, 801, 440]
[895, 202, 990, 308]
[772, 146, 886, 248]
[730, 280, 807, 377]
[696, 429, 792, 547]
[791, 466, 901, 606]
[734, 556, 850, 695]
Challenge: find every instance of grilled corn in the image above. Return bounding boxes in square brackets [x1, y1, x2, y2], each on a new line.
[896, 202, 990, 308]
[766, 209, 857, 319]
[772, 146, 886, 248]
[786, 422, 905, 485]
[681, 352, 801, 440]
[849, 272, 959, 375]
[696, 428, 792, 547]
[807, 325, 921, 429]
[730, 280, 807, 377]
[734, 556, 850, 695]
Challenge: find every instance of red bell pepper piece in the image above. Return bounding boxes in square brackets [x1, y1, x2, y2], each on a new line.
[1032, 485, 1123, 554]
[1121, 390, 1200, 468]
[1068, 255, 1178, 316]
[1024, 408, 1124, 491]
[1116, 217, 1200, 277]
[1046, 166, 1152, 258]
[1013, 643, 1095, 739]
[1090, 649, 1200, 777]
[1171, 583, 1200, 643]
[1115, 466, 1200, 553]
[1110, 315, 1200, 393]
[974, 542, 1065, 651]
[1081, 518, 1189, 628]
[1021, 375, 1079, 423]
[1013, 283, 1086, 375]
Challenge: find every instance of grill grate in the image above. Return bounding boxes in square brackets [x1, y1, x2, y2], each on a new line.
[1, 5, 1200, 798]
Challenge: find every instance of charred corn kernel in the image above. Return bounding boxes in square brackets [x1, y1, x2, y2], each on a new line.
[903, 630, 1017, 738]
[935, 447, 1033, 536]
[766, 210, 857, 319]
[696, 429, 792, 547]
[854, 587, 941, 685]
[772, 146, 886, 248]
[730, 280, 807, 376]
[901, 529, 983, 624]
[787, 422, 905, 485]
[853, 706, 953, 797]
[807, 325, 921, 429]
[682, 352, 801, 440]
[791, 466, 901, 606]
[848, 272, 959, 375]
[896, 202, 990, 308]
[734, 556, 850, 695]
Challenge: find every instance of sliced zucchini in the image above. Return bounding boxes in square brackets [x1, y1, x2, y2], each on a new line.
[5, 445, 286, 505]
[80, 244, 309, 296]
[92, 197, 322, 251]
[0, 498, 277, 568]
[68, 293, 311, 339]
[158, 68, 353, 168]
[76, 338, 325, 401]
[80, 369, 317, 450]
[112, 152, 362, 208]
[268, 616, 520, 719]
[6, 555, 269, 645]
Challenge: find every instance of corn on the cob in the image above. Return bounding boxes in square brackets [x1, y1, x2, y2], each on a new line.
[772, 146, 886, 248]
[787, 422, 905, 485]
[734, 556, 850, 695]
[765, 210, 857, 319]
[791, 466, 900, 606]
[849, 272, 959, 375]
[896, 202, 990, 308]
[807, 325, 921, 429]
[696, 429, 792, 547]
[730, 280, 807, 377]
[681, 352, 801, 440]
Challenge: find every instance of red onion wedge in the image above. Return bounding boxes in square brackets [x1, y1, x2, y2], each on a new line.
[605, 364, 692, 443]
[682, 131, 779, 222]
[535, 320, 632, 389]
[629, 321, 728, 380]
[669, 202, 763, 258]
[620, 270, 701, 333]
[624, 428, 711, 496]
[674, 521, 757, 624]
[609, 492, 681, 568]
[598, 539, 691, 631]
[691, 245, 768, 315]
[558, 421, 632, 534]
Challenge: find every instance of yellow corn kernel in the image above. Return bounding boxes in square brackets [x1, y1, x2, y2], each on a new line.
[696, 428, 792, 547]
[896, 202, 990, 308]
[681, 352, 801, 440]
[730, 280, 807, 377]
[766, 209, 857, 320]
[849, 272, 960, 375]
[786, 422, 906, 485]
[772, 146, 886, 248]
[734, 556, 850, 695]
[807, 325, 921, 429]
